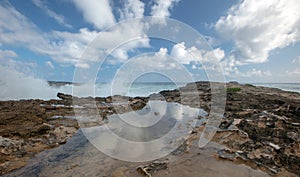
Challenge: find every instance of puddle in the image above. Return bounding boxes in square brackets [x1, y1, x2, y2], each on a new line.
[77, 101, 207, 161]
[51, 115, 76, 119]
[5, 101, 270, 177]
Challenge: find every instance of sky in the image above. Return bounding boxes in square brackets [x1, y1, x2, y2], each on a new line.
[0, 0, 300, 85]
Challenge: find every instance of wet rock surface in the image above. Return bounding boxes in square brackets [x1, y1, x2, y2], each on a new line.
[0, 82, 299, 176]
[4, 129, 270, 177]
[151, 82, 300, 176]
[0, 94, 148, 175]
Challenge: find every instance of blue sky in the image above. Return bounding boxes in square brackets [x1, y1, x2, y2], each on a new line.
[0, 0, 300, 84]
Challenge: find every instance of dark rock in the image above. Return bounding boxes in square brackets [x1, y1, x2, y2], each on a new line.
[219, 118, 234, 129]
[57, 92, 73, 100]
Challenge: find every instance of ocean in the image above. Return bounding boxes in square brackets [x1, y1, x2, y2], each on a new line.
[0, 82, 181, 100]
[251, 83, 300, 93]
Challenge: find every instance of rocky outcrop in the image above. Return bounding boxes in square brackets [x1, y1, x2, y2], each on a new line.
[0, 94, 148, 175]
[150, 81, 300, 176]
[137, 159, 169, 177]
[57, 92, 73, 101]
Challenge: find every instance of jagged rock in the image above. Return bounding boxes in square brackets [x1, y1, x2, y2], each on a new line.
[0, 136, 20, 148]
[219, 118, 234, 129]
[129, 99, 147, 110]
[137, 159, 169, 177]
[216, 149, 236, 161]
[287, 132, 300, 142]
[233, 119, 242, 126]
[50, 126, 77, 144]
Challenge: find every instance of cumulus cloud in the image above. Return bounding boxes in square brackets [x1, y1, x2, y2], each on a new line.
[72, 0, 116, 30]
[220, 55, 240, 76]
[114, 48, 180, 71]
[50, 24, 149, 67]
[218, 54, 272, 77]
[0, 2, 150, 68]
[170, 42, 225, 65]
[95, 21, 150, 64]
[150, 0, 180, 18]
[49, 28, 99, 66]
[119, 0, 145, 20]
[32, 0, 72, 28]
[240, 69, 272, 77]
[0, 3, 96, 68]
[118, 48, 185, 75]
[215, 0, 300, 63]
[170, 42, 187, 61]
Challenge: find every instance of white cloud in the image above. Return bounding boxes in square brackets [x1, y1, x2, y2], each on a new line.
[241, 69, 272, 77]
[170, 42, 225, 65]
[125, 48, 181, 70]
[203, 35, 220, 47]
[0, 3, 150, 68]
[45, 61, 54, 69]
[72, 0, 116, 30]
[150, 0, 180, 18]
[203, 48, 225, 63]
[0, 3, 98, 68]
[49, 28, 99, 65]
[96, 21, 150, 64]
[75, 62, 90, 69]
[215, 0, 300, 63]
[119, 0, 145, 20]
[218, 53, 272, 78]
[0, 2, 49, 49]
[0, 49, 18, 59]
[220, 55, 240, 76]
[156, 47, 168, 56]
[32, 0, 72, 28]
[170, 42, 187, 61]
[286, 68, 300, 75]
[292, 56, 300, 64]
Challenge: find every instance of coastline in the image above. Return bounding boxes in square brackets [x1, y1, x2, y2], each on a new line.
[0, 82, 299, 176]
[251, 83, 300, 94]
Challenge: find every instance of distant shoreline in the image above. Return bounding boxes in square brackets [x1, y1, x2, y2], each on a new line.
[47, 81, 300, 94]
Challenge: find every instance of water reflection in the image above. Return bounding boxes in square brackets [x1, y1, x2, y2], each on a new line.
[81, 101, 207, 161]
[4, 101, 269, 177]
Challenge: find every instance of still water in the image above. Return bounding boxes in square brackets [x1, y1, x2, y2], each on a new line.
[5, 101, 269, 177]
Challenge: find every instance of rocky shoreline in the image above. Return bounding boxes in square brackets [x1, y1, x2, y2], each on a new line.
[0, 82, 299, 176]
[0, 94, 148, 175]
